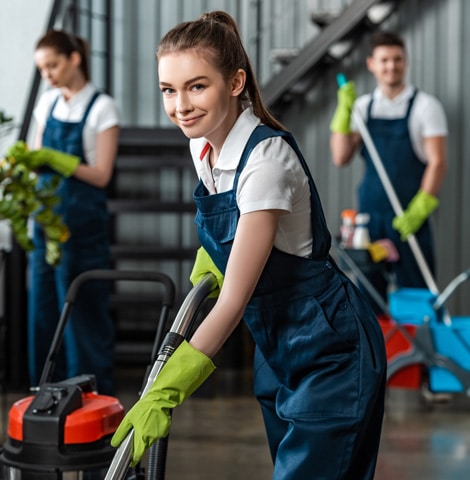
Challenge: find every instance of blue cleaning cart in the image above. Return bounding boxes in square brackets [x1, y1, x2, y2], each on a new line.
[388, 272, 470, 394]
[332, 239, 470, 395]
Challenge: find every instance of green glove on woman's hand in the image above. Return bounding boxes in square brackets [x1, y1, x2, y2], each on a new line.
[330, 81, 357, 134]
[6, 140, 29, 159]
[189, 246, 224, 297]
[111, 340, 215, 466]
[392, 190, 439, 241]
[8, 141, 79, 177]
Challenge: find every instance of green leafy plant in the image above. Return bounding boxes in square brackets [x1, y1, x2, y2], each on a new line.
[0, 114, 69, 266]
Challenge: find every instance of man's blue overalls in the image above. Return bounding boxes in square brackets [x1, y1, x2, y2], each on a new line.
[194, 125, 387, 479]
[28, 92, 115, 395]
[359, 90, 435, 313]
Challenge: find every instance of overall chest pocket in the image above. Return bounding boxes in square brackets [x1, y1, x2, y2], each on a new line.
[194, 204, 239, 244]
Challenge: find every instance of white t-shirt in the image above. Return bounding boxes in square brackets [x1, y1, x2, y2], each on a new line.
[33, 83, 120, 166]
[190, 108, 313, 257]
[351, 84, 448, 163]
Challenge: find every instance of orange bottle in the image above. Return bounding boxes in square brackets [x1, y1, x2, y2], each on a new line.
[340, 209, 356, 248]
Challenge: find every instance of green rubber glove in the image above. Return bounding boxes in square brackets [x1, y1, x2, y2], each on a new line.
[8, 141, 79, 177]
[330, 81, 357, 134]
[189, 246, 224, 297]
[6, 140, 29, 159]
[111, 340, 215, 466]
[392, 190, 439, 241]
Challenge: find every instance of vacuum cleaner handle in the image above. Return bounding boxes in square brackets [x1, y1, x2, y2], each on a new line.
[65, 269, 175, 305]
[38, 269, 176, 388]
[104, 272, 218, 480]
[337, 73, 439, 295]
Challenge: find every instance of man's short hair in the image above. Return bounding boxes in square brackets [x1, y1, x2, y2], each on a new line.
[369, 31, 406, 55]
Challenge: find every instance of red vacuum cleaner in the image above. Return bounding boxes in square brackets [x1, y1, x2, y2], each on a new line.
[1, 269, 175, 480]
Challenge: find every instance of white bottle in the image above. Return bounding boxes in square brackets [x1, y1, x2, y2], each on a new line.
[340, 209, 356, 248]
[352, 213, 370, 249]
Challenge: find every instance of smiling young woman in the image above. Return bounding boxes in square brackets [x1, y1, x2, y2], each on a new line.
[112, 12, 387, 479]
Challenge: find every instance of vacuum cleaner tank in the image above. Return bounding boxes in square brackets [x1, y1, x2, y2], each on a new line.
[1, 375, 124, 477]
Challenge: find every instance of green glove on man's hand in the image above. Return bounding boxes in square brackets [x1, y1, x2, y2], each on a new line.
[8, 141, 79, 177]
[392, 190, 439, 241]
[189, 246, 224, 297]
[111, 340, 215, 466]
[330, 81, 357, 134]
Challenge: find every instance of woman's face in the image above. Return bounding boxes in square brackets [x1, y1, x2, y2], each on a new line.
[158, 50, 245, 148]
[34, 47, 79, 88]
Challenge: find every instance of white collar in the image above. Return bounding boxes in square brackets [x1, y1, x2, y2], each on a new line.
[58, 82, 96, 106]
[373, 84, 414, 104]
[197, 107, 261, 171]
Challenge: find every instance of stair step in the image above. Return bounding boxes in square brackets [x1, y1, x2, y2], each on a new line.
[110, 245, 196, 260]
[107, 199, 195, 213]
[115, 154, 192, 170]
[118, 126, 189, 149]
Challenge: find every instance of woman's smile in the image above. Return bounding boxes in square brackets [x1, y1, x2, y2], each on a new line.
[177, 114, 204, 128]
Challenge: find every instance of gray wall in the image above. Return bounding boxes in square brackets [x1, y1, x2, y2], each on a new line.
[1, 0, 468, 314]
[279, 0, 469, 314]
[112, 0, 243, 127]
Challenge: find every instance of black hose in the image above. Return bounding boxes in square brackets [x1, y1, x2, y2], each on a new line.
[147, 432, 170, 480]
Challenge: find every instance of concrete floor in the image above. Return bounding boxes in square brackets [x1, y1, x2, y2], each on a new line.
[2, 372, 470, 480]
[156, 388, 470, 480]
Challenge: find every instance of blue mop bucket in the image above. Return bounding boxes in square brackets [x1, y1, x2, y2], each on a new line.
[389, 288, 470, 392]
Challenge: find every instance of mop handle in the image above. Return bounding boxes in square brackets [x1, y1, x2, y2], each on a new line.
[104, 272, 218, 480]
[336, 74, 439, 295]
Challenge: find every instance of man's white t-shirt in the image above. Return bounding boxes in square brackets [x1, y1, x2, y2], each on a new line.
[190, 108, 313, 257]
[34, 82, 120, 166]
[351, 84, 448, 163]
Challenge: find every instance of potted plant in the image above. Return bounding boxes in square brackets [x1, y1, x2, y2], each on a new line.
[0, 111, 69, 266]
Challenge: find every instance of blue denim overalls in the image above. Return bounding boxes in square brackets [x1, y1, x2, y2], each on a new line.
[359, 90, 435, 309]
[28, 92, 115, 395]
[194, 125, 386, 479]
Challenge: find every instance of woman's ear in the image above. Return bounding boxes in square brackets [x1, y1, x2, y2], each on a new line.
[70, 51, 82, 70]
[230, 69, 246, 97]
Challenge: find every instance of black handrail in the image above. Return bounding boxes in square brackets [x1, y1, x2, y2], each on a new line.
[261, 0, 401, 111]
[18, 0, 63, 141]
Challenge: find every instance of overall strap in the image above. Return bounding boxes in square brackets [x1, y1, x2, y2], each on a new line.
[405, 89, 418, 118]
[366, 95, 374, 120]
[233, 125, 329, 258]
[79, 91, 101, 127]
[233, 125, 291, 188]
[46, 94, 61, 120]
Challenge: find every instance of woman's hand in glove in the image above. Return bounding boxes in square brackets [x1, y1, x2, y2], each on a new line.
[111, 340, 215, 466]
[189, 246, 224, 297]
[8, 141, 79, 177]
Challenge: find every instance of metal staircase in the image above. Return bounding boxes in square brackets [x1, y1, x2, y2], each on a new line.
[262, 0, 401, 113]
[108, 127, 198, 364]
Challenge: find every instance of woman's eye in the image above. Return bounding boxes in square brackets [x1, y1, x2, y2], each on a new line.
[192, 84, 205, 92]
[161, 87, 174, 95]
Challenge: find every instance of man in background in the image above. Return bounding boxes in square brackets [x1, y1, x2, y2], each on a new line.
[329, 30, 447, 313]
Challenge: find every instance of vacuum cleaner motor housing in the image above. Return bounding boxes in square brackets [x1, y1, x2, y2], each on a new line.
[1, 375, 124, 477]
